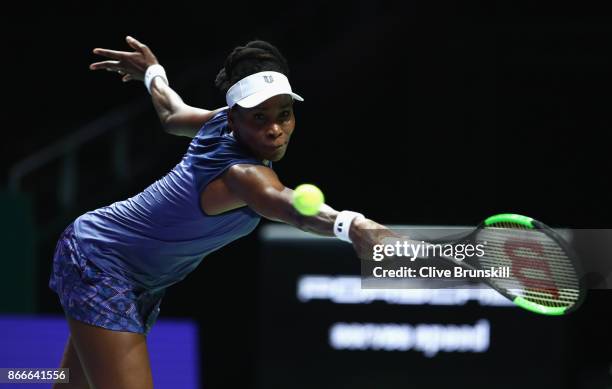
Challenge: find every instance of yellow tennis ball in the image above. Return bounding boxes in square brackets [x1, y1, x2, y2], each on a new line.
[292, 184, 325, 216]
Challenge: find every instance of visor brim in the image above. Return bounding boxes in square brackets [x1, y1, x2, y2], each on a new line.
[236, 89, 304, 108]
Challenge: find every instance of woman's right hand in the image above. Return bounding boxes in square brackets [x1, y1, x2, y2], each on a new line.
[89, 36, 159, 83]
[349, 217, 400, 261]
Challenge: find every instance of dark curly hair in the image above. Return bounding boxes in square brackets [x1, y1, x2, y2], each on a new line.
[214, 40, 290, 96]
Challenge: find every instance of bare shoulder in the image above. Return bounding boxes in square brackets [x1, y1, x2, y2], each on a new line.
[224, 164, 283, 192]
[226, 163, 276, 179]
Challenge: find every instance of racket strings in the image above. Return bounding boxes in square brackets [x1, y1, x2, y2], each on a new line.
[477, 224, 580, 308]
[482, 233, 576, 274]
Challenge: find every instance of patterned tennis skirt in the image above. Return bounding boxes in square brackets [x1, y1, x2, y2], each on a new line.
[49, 223, 164, 335]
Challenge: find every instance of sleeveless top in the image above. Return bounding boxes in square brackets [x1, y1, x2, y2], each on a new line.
[73, 110, 268, 290]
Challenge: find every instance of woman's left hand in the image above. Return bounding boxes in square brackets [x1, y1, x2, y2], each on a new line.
[89, 36, 159, 83]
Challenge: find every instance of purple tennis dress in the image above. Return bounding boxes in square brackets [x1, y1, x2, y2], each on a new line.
[49, 110, 269, 334]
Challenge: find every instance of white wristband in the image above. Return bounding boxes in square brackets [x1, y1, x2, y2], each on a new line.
[144, 64, 168, 94]
[333, 210, 364, 243]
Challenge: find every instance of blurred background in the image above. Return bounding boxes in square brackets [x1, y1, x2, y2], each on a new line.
[1, 1, 611, 388]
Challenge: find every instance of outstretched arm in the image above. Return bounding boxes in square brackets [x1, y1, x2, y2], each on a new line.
[223, 164, 394, 260]
[89, 36, 223, 138]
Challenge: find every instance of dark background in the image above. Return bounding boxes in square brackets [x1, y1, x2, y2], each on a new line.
[4, 1, 611, 225]
[2, 1, 611, 388]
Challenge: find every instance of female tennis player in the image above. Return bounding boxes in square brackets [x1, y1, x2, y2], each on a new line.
[49, 36, 390, 388]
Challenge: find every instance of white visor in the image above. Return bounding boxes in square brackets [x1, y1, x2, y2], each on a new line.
[225, 71, 304, 108]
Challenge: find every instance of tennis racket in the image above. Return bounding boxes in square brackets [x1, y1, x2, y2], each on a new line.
[396, 213, 586, 315]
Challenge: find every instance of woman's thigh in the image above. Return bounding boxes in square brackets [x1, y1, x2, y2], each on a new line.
[53, 335, 90, 389]
[68, 318, 153, 389]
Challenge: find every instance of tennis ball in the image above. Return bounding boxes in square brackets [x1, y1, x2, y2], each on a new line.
[292, 184, 325, 216]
